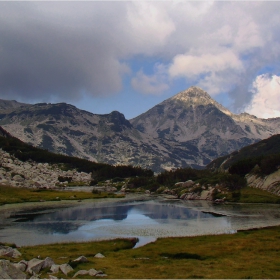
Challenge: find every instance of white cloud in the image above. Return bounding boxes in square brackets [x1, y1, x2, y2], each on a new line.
[125, 2, 175, 55]
[131, 64, 169, 95]
[169, 50, 243, 78]
[245, 74, 280, 118]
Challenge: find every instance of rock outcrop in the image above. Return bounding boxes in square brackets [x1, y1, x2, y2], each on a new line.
[246, 169, 280, 196]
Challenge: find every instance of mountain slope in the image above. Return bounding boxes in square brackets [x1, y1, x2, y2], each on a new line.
[130, 86, 280, 167]
[207, 134, 280, 171]
[1, 86, 280, 172]
[0, 103, 173, 171]
[0, 98, 30, 112]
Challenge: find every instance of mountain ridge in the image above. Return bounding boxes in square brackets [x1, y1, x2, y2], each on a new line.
[1, 86, 280, 172]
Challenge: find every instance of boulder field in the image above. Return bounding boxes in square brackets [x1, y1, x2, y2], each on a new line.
[0, 245, 107, 279]
[0, 149, 91, 189]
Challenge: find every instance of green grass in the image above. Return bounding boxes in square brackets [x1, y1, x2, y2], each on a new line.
[238, 187, 280, 203]
[0, 185, 123, 205]
[7, 226, 280, 279]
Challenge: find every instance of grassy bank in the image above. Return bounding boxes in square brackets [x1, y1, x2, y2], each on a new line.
[225, 186, 280, 203]
[4, 225, 279, 279]
[0, 185, 123, 205]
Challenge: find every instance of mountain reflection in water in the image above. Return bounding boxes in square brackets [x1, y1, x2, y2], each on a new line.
[11, 202, 213, 234]
[1, 200, 280, 247]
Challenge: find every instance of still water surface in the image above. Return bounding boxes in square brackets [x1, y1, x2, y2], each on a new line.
[1, 198, 280, 247]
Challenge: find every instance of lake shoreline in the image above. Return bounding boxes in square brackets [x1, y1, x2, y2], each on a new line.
[1, 193, 280, 249]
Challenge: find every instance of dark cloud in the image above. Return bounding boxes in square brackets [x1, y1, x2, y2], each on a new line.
[0, 2, 129, 102]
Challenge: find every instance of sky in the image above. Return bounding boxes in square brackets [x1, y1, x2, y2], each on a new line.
[0, 1, 280, 120]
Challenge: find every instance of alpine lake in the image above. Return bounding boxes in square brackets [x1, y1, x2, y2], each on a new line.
[1, 194, 280, 248]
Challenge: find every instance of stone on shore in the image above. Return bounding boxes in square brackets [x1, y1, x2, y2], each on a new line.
[73, 255, 88, 263]
[0, 246, 22, 258]
[89, 268, 99, 276]
[73, 270, 89, 278]
[0, 259, 26, 279]
[94, 253, 105, 258]
[50, 264, 60, 274]
[42, 257, 55, 269]
[59, 263, 74, 275]
[26, 258, 45, 274]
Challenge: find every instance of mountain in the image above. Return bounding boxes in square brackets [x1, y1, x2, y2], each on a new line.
[0, 125, 12, 138]
[0, 98, 30, 112]
[1, 86, 280, 172]
[0, 102, 173, 171]
[207, 134, 280, 171]
[206, 134, 280, 196]
[131, 86, 280, 167]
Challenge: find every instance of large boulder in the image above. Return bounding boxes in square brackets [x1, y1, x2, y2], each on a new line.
[50, 264, 60, 274]
[42, 257, 55, 269]
[26, 258, 45, 274]
[0, 260, 26, 279]
[60, 263, 74, 275]
[13, 262, 27, 272]
[0, 246, 21, 258]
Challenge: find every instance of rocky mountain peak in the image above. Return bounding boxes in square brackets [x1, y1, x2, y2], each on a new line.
[170, 86, 232, 116]
[171, 86, 212, 104]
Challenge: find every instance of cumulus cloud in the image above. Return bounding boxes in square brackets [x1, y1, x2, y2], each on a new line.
[168, 50, 244, 95]
[131, 64, 169, 95]
[244, 74, 280, 118]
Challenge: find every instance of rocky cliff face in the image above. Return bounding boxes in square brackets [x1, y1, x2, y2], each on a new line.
[1, 86, 280, 172]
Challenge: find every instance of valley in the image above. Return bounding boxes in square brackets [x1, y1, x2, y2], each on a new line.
[1, 87, 280, 278]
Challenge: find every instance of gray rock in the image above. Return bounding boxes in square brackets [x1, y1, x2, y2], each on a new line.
[0, 246, 14, 258]
[0, 246, 21, 258]
[94, 253, 105, 258]
[13, 175, 24, 182]
[59, 263, 74, 275]
[50, 264, 60, 274]
[88, 268, 99, 276]
[0, 259, 26, 279]
[11, 248, 22, 258]
[73, 270, 89, 278]
[42, 257, 55, 269]
[13, 262, 27, 272]
[73, 255, 88, 263]
[27, 258, 45, 274]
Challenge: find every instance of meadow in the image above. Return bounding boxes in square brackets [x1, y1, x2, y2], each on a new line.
[3, 225, 279, 279]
